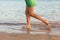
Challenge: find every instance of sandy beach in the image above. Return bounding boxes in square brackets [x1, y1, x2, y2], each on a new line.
[0, 32, 60, 40]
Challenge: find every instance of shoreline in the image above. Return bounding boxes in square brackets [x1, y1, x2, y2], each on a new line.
[0, 21, 60, 40]
[0, 21, 59, 35]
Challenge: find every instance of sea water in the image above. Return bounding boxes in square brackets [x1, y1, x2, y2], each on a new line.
[0, 0, 60, 23]
[0, 0, 60, 34]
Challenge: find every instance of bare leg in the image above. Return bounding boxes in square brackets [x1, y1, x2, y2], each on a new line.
[28, 7, 48, 25]
[28, 7, 51, 30]
[30, 13, 48, 25]
[25, 7, 31, 33]
[26, 14, 31, 33]
[30, 13, 51, 30]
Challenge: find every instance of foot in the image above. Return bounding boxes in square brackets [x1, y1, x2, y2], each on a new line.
[46, 24, 51, 32]
[43, 20, 51, 30]
[43, 20, 49, 25]
[27, 28, 30, 34]
[43, 20, 51, 32]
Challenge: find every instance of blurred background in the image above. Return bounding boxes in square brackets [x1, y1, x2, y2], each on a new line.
[0, 0, 60, 23]
[0, 0, 60, 34]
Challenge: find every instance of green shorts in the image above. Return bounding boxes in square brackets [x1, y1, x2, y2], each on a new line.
[25, 0, 36, 7]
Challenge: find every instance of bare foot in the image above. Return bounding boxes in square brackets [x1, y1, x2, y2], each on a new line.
[43, 20, 51, 30]
[43, 20, 51, 32]
[46, 24, 51, 32]
[43, 20, 49, 25]
[27, 28, 30, 34]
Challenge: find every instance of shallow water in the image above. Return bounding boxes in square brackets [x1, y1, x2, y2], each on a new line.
[0, 22, 60, 35]
[0, 23, 60, 35]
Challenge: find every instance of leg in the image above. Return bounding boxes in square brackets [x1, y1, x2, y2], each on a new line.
[28, 7, 48, 25]
[30, 12, 51, 30]
[28, 7, 51, 30]
[31, 13, 48, 25]
[25, 7, 31, 33]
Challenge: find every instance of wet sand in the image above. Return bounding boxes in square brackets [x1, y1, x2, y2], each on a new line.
[0, 32, 60, 40]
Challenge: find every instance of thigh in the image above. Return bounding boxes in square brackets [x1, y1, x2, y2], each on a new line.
[25, 7, 34, 15]
[28, 7, 34, 14]
[25, 7, 31, 17]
